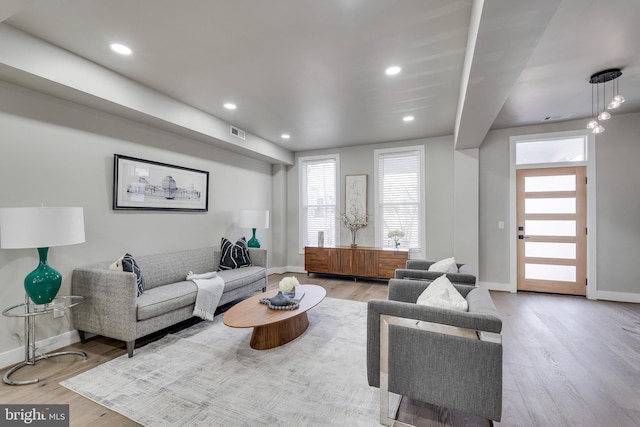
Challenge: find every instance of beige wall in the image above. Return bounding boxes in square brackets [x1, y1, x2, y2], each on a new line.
[0, 81, 273, 357]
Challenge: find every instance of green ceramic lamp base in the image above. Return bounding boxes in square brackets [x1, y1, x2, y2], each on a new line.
[24, 247, 62, 305]
[247, 228, 261, 248]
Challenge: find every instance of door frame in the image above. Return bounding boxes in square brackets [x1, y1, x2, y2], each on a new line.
[509, 130, 597, 299]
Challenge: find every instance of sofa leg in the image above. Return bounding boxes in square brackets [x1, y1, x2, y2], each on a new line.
[126, 341, 135, 358]
[262, 287, 266, 292]
[78, 330, 86, 344]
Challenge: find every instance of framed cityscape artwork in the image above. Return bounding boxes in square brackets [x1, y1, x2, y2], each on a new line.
[113, 154, 209, 211]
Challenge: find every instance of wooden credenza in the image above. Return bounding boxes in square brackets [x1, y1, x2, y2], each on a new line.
[304, 246, 409, 280]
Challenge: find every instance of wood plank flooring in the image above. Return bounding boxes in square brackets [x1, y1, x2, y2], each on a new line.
[1, 274, 639, 426]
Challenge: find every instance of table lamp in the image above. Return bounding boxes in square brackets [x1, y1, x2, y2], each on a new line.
[239, 210, 269, 248]
[0, 207, 85, 304]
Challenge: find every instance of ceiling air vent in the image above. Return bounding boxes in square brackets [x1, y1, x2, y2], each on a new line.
[230, 125, 245, 140]
[542, 113, 573, 122]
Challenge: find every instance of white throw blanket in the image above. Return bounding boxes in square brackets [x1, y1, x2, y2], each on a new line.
[186, 271, 225, 321]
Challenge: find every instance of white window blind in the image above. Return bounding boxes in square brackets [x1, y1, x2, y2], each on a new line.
[375, 147, 423, 249]
[299, 155, 338, 251]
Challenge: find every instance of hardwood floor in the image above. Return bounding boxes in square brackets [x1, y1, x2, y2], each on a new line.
[1, 274, 639, 426]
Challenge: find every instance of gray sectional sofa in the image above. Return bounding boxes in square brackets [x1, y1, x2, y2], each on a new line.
[71, 246, 267, 357]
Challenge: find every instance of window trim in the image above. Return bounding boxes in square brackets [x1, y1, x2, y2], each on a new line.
[373, 145, 425, 250]
[298, 153, 340, 254]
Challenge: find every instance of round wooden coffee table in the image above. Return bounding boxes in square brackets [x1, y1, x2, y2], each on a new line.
[223, 284, 326, 350]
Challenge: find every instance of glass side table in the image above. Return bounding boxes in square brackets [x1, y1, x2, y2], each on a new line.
[2, 295, 88, 385]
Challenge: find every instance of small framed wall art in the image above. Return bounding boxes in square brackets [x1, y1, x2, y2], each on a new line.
[345, 174, 367, 221]
[113, 154, 209, 211]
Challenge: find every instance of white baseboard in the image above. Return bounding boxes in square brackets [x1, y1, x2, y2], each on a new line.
[594, 290, 640, 303]
[0, 329, 82, 371]
[286, 266, 307, 274]
[477, 281, 639, 303]
[267, 267, 286, 275]
[477, 281, 516, 293]
[268, 266, 306, 275]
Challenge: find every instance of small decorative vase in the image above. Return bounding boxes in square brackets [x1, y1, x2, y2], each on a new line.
[350, 229, 358, 248]
[284, 286, 296, 298]
[269, 291, 291, 306]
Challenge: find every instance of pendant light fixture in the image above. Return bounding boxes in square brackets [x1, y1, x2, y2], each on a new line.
[586, 69, 623, 134]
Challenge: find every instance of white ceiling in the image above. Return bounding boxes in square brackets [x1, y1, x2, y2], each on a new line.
[1, 0, 639, 160]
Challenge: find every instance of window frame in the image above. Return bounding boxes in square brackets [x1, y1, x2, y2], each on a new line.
[298, 154, 340, 253]
[373, 145, 425, 251]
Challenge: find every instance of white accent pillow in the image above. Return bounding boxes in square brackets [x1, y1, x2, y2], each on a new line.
[416, 275, 469, 312]
[428, 257, 458, 273]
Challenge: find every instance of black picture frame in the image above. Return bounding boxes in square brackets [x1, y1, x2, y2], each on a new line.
[113, 154, 209, 212]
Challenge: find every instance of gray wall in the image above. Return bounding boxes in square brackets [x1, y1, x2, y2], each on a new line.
[479, 112, 640, 297]
[286, 136, 458, 269]
[0, 81, 273, 355]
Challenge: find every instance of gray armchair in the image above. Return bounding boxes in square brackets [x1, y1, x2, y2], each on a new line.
[394, 259, 477, 285]
[367, 278, 502, 424]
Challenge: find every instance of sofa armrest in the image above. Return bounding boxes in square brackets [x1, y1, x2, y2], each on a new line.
[366, 297, 503, 421]
[384, 321, 502, 421]
[388, 278, 477, 301]
[71, 268, 138, 342]
[405, 259, 434, 270]
[394, 268, 476, 285]
[394, 269, 442, 280]
[367, 298, 502, 382]
[248, 248, 267, 268]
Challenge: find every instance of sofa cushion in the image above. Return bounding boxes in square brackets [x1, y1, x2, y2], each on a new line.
[122, 253, 145, 297]
[219, 237, 252, 270]
[416, 275, 468, 312]
[218, 266, 266, 291]
[137, 281, 198, 321]
[135, 247, 218, 289]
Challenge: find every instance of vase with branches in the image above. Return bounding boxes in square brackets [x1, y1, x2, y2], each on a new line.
[341, 209, 368, 248]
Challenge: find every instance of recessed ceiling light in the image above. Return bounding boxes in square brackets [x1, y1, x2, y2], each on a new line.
[281, 134, 291, 139]
[224, 103, 237, 110]
[385, 66, 401, 76]
[110, 43, 132, 55]
[403, 115, 414, 122]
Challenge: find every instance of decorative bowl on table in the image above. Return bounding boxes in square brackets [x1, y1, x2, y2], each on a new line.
[260, 291, 300, 310]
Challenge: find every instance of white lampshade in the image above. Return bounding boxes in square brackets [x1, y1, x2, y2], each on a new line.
[0, 207, 85, 249]
[239, 210, 269, 229]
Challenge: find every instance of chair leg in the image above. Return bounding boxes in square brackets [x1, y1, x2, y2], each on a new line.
[126, 340, 135, 358]
[78, 330, 86, 344]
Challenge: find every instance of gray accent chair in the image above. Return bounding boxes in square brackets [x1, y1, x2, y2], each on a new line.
[367, 278, 503, 424]
[72, 246, 267, 357]
[394, 259, 477, 285]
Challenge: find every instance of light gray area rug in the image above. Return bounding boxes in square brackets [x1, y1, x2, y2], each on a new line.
[61, 297, 379, 426]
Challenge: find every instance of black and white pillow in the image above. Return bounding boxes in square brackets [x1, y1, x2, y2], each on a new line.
[122, 253, 145, 296]
[219, 237, 253, 270]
